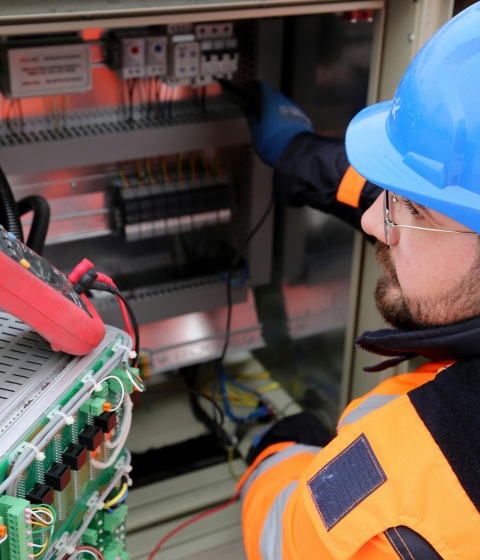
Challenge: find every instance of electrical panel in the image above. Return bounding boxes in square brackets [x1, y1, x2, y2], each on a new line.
[0, 2, 386, 557]
[0, 17, 263, 363]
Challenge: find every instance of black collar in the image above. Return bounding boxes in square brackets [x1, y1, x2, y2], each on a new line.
[355, 316, 480, 372]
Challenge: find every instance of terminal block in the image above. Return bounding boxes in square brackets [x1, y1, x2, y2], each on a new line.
[0, 496, 33, 559]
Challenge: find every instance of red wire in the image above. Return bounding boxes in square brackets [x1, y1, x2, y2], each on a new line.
[74, 545, 105, 560]
[69, 260, 135, 340]
[147, 491, 241, 559]
[95, 272, 134, 340]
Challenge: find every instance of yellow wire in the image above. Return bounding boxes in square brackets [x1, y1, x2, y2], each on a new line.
[116, 166, 130, 189]
[135, 160, 145, 187]
[227, 446, 241, 480]
[176, 153, 184, 181]
[234, 371, 272, 380]
[139, 353, 152, 379]
[103, 482, 128, 510]
[146, 159, 156, 185]
[200, 150, 211, 177]
[61, 95, 67, 123]
[161, 156, 170, 182]
[227, 386, 258, 408]
[31, 519, 49, 528]
[52, 97, 59, 131]
[190, 151, 197, 179]
[33, 535, 49, 557]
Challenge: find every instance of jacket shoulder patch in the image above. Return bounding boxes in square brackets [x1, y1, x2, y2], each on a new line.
[307, 433, 386, 530]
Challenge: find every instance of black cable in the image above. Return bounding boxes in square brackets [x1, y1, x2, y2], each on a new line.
[0, 165, 23, 241]
[200, 85, 207, 113]
[126, 79, 136, 122]
[89, 281, 140, 367]
[111, 287, 140, 367]
[145, 385, 226, 427]
[218, 194, 275, 366]
[206, 194, 274, 433]
[179, 366, 232, 447]
[16, 195, 50, 254]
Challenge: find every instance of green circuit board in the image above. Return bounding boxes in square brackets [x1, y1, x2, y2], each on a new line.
[0, 319, 139, 560]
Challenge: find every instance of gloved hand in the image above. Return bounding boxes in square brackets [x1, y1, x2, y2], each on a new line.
[246, 410, 333, 465]
[247, 81, 314, 167]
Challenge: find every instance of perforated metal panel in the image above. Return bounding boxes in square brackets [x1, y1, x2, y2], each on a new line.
[0, 311, 118, 453]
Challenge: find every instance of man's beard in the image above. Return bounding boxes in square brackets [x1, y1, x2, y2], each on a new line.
[374, 242, 480, 330]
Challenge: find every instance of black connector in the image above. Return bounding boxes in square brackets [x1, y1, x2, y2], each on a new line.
[45, 462, 72, 491]
[26, 483, 54, 505]
[94, 411, 117, 434]
[72, 268, 98, 294]
[78, 425, 103, 451]
[62, 443, 88, 471]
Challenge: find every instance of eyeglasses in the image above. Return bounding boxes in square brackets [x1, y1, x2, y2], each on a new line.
[383, 190, 479, 249]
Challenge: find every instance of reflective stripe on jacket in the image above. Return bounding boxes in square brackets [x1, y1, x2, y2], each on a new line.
[239, 360, 480, 559]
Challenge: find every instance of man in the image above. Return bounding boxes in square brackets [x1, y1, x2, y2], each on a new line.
[237, 3, 480, 558]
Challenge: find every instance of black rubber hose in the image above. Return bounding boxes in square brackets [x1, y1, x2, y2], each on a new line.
[0, 166, 23, 241]
[16, 195, 50, 255]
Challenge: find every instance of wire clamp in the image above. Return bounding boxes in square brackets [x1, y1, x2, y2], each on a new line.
[47, 407, 74, 425]
[112, 340, 137, 361]
[81, 370, 102, 393]
[15, 441, 45, 462]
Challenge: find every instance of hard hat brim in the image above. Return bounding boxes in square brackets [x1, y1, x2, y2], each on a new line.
[345, 100, 480, 233]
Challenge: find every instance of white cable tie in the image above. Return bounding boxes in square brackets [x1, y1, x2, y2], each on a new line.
[52, 410, 74, 425]
[116, 344, 137, 361]
[22, 442, 45, 462]
[82, 376, 102, 393]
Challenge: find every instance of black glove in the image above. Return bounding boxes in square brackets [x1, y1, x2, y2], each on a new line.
[246, 410, 334, 465]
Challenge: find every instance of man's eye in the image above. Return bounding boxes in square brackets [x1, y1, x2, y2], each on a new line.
[402, 198, 423, 220]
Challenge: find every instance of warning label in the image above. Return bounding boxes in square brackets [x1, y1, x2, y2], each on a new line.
[7, 43, 91, 98]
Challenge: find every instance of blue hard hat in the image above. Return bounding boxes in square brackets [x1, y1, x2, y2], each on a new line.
[346, 2, 480, 233]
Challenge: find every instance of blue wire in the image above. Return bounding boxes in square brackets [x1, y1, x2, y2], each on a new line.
[223, 370, 264, 399]
[106, 489, 128, 514]
[218, 260, 249, 286]
[219, 365, 269, 423]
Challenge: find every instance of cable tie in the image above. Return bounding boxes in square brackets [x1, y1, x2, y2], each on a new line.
[51, 410, 74, 425]
[22, 442, 45, 462]
[82, 376, 103, 393]
[118, 346, 137, 361]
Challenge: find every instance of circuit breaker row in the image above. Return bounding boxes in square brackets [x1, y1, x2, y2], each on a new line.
[104, 22, 239, 85]
[0, 21, 239, 98]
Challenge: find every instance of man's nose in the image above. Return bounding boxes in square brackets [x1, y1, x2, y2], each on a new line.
[361, 191, 387, 243]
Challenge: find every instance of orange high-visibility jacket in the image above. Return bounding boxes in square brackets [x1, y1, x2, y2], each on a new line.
[239, 360, 480, 559]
